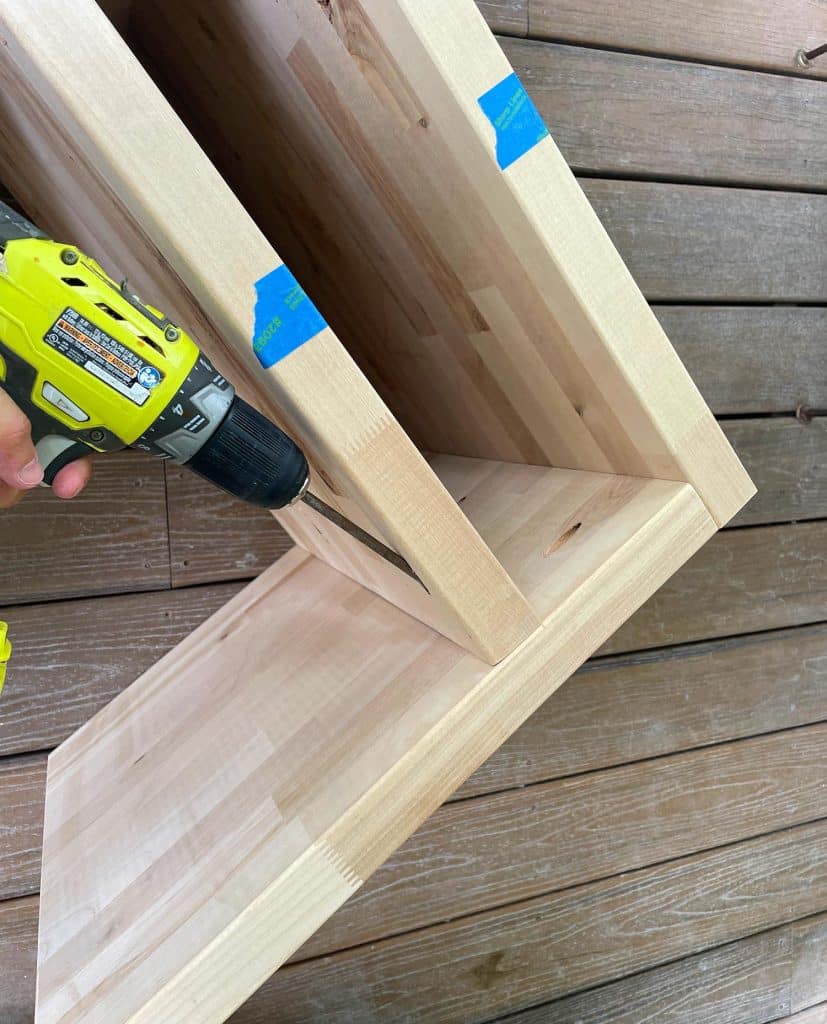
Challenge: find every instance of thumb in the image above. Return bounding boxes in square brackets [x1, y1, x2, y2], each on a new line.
[0, 388, 43, 489]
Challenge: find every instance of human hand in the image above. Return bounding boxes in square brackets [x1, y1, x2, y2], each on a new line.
[0, 388, 92, 507]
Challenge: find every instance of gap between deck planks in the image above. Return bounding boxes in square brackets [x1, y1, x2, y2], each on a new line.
[5, 720, 827, 945]
[502, 39, 827, 191]
[477, 0, 827, 81]
[6, 820, 827, 1023]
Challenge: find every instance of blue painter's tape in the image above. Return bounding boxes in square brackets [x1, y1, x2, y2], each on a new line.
[252, 264, 327, 368]
[478, 71, 549, 171]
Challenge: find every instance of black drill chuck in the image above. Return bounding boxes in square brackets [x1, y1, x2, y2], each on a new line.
[186, 395, 309, 509]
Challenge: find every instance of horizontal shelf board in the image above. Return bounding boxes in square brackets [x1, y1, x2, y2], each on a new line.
[506, 39, 827, 190]
[35, 467, 712, 1024]
[2, 521, 823, 764]
[583, 180, 827, 302]
[430, 455, 690, 620]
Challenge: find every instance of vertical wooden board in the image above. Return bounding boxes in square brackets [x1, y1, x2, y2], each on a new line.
[527, 0, 827, 79]
[0, 0, 539, 663]
[132, 0, 751, 526]
[0, 452, 168, 605]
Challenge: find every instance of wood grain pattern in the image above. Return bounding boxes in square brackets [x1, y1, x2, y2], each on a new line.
[527, 0, 827, 79]
[726, 418, 827, 526]
[0, 0, 540, 664]
[0, 451, 168, 606]
[299, 721, 827, 957]
[164, 466, 292, 587]
[493, 925, 794, 1024]
[506, 39, 827, 189]
[9, 722, 827, 941]
[2, 529, 822, 765]
[5, 898, 827, 1024]
[780, 1009, 827, 1024]
[602, 521, 827, 654]
[135, 0, 751, 526]
[34, 478, 713, 1024]
[241, 820, 827, 1022]
[0, 896, 37, 1024]
[475, 0, 527, 36]
[656, 307, 827, 415]
[0, 583, 244, 758]
[792, 914, 827, 1014]
[0, 755, 45, 901]
[460, 621, 827, 797]
[584, 180, 827, 302]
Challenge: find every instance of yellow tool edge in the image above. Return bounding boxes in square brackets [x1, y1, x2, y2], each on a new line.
[0, 620, 10, 696]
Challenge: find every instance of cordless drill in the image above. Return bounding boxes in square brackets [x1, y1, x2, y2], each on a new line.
[0, 201, 309, 508]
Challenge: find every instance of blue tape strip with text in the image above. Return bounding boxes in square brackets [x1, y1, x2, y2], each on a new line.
[478, 71, 549, 171]
[252, 264, 327, 368]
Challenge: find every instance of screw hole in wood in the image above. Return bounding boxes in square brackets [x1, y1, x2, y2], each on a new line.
[544, 522, 582, 557]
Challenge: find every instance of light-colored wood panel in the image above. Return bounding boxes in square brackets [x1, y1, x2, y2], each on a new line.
[244, 820, 827, 1022]
[0, 0, 538, 663]
[584, 180, 827, 302]
[528, 0, 827, 79]
[35, 476, 714, 1024]
[603, 520, 827, 654]
[0, 583, 244, 758]
[301, 721, 827, 958]
[505, 39, 827, 189]
[0, 451, 168, 606]
[133, 0, 751, 526]
[656, 307, 827, 415]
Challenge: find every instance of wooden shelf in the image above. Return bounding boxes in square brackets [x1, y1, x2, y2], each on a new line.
[37, 461, 714, 1024]
[0, 0, 755, 1021]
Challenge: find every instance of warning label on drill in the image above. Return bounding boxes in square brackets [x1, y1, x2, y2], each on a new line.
[44, 307, 163, 406]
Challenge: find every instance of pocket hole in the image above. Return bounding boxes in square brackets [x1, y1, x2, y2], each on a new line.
[544, 522, 581, 557]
